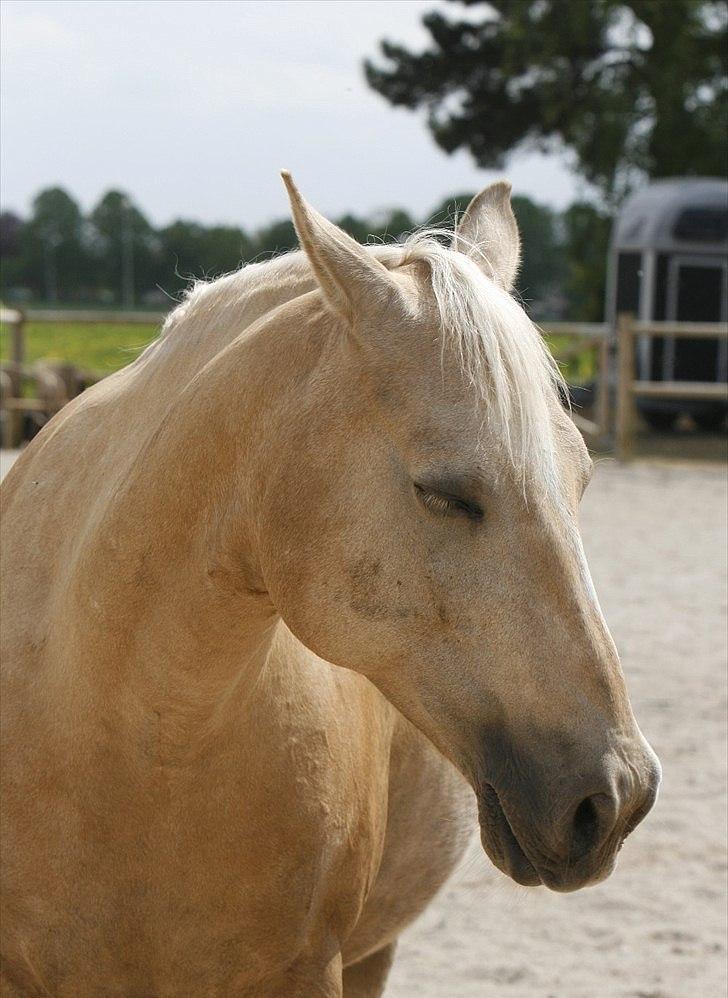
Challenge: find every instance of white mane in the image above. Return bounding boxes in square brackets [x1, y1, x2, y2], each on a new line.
[399, 230, 566, 494]
[165, 233, 566, 494]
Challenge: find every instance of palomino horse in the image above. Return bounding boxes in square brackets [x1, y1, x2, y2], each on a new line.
[0, 174, 660, 997]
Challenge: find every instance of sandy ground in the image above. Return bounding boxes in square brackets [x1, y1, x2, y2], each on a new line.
[2, 452, 726, 997]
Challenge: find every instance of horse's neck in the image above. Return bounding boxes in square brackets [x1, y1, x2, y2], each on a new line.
[69, 465, 280, 738]
[45, 251, 385, 736]
[71, 280, 333, 734]
[80, 407, 272, 724]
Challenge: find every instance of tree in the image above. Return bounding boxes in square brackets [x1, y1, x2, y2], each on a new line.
[335, 214, 372, 244]
[561, 202, 612, 321]
[365, 0, 728, 202]
[155, 222, 254, 297]
[0, 181, 607, 317]
[511, 195, 566, 318]
[252, 219, 298, 259]
[199, 226, 254, 276]
[89, 191, 158, 306]
[14, 188, 88, 301]
[157, 220, 208, 288]
[0, 212, 23, 258]
[0, 212, 25, 295]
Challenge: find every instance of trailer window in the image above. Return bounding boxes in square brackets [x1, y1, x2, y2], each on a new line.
[673, 208, 728, 242]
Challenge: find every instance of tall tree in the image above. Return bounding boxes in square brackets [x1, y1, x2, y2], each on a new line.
[156, 221, 254, 295]
[510, 195, 566, 318]
[199, 226, 254, 276]
[89, 191, 157, 307]
[18, 188, 87, 301]
[561, 202, 612, 321]
[252, 219, 298, 259]
[157, 219, 208, 286]
[0, 212, 23, 258]
[365, 0, 728, 202]
[0, 212, 25, 295]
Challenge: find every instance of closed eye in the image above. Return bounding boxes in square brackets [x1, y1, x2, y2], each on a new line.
[414, 482, 484, 522]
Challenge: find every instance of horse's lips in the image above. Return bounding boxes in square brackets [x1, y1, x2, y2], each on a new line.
[478, 784, 542, 887]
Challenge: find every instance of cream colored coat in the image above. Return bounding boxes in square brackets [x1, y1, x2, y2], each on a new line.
[0, 176, 659, 997]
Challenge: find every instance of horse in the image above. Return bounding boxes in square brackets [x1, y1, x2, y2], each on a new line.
[0, 173, 660, 997]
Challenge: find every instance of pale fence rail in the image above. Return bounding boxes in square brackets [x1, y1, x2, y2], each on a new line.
[615, 314, 728, 460]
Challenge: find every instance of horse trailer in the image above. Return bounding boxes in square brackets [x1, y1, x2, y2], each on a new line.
[606, 177, 728, 430]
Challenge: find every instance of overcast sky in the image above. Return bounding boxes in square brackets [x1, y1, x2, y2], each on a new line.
[1, 0, 587, 229]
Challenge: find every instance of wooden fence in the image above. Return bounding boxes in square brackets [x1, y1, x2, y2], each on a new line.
[541, 322, 610, 443]
[615, 314, 728, 460]
[2, 310, 726, 457]
[0, 308, 165, 447]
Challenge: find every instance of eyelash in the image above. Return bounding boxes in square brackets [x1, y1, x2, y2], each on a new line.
[414, 484, 483, 521]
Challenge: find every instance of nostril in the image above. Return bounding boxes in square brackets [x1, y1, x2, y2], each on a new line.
[570, 794, 604, 860]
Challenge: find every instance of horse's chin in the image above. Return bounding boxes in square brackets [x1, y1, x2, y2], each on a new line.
[477, 784, 542, 887]
[477, 785, 623, 892]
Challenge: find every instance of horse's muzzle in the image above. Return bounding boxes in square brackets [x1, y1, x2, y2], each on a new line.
[476, 744, 661, 892]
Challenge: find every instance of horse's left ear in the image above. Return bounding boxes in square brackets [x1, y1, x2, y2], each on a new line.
[453, 181, 521, 291]
[281, 171, 401, 323]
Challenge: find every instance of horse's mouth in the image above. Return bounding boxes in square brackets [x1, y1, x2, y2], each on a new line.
[477, 784, 542, 887]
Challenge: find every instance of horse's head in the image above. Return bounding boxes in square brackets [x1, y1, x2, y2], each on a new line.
[255, 173, 659, 892]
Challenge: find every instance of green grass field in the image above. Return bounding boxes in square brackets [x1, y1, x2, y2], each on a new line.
[0, 320, 596, 384]
[0, 321, 161, 375]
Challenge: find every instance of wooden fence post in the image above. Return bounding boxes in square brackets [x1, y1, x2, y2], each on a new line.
[596, 333, 611, 441]
[6, 312, 26, 448]
[615, 312, 635, 461]
[11, 310, 25, 366]
[0, 368, 14, 450]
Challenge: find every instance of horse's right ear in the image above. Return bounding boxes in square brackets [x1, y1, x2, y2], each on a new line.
[453, 181, 521, 291]
[281, 171, 401, 324]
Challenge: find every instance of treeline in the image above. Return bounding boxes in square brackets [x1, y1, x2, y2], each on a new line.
[0, 186, 611, 320]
